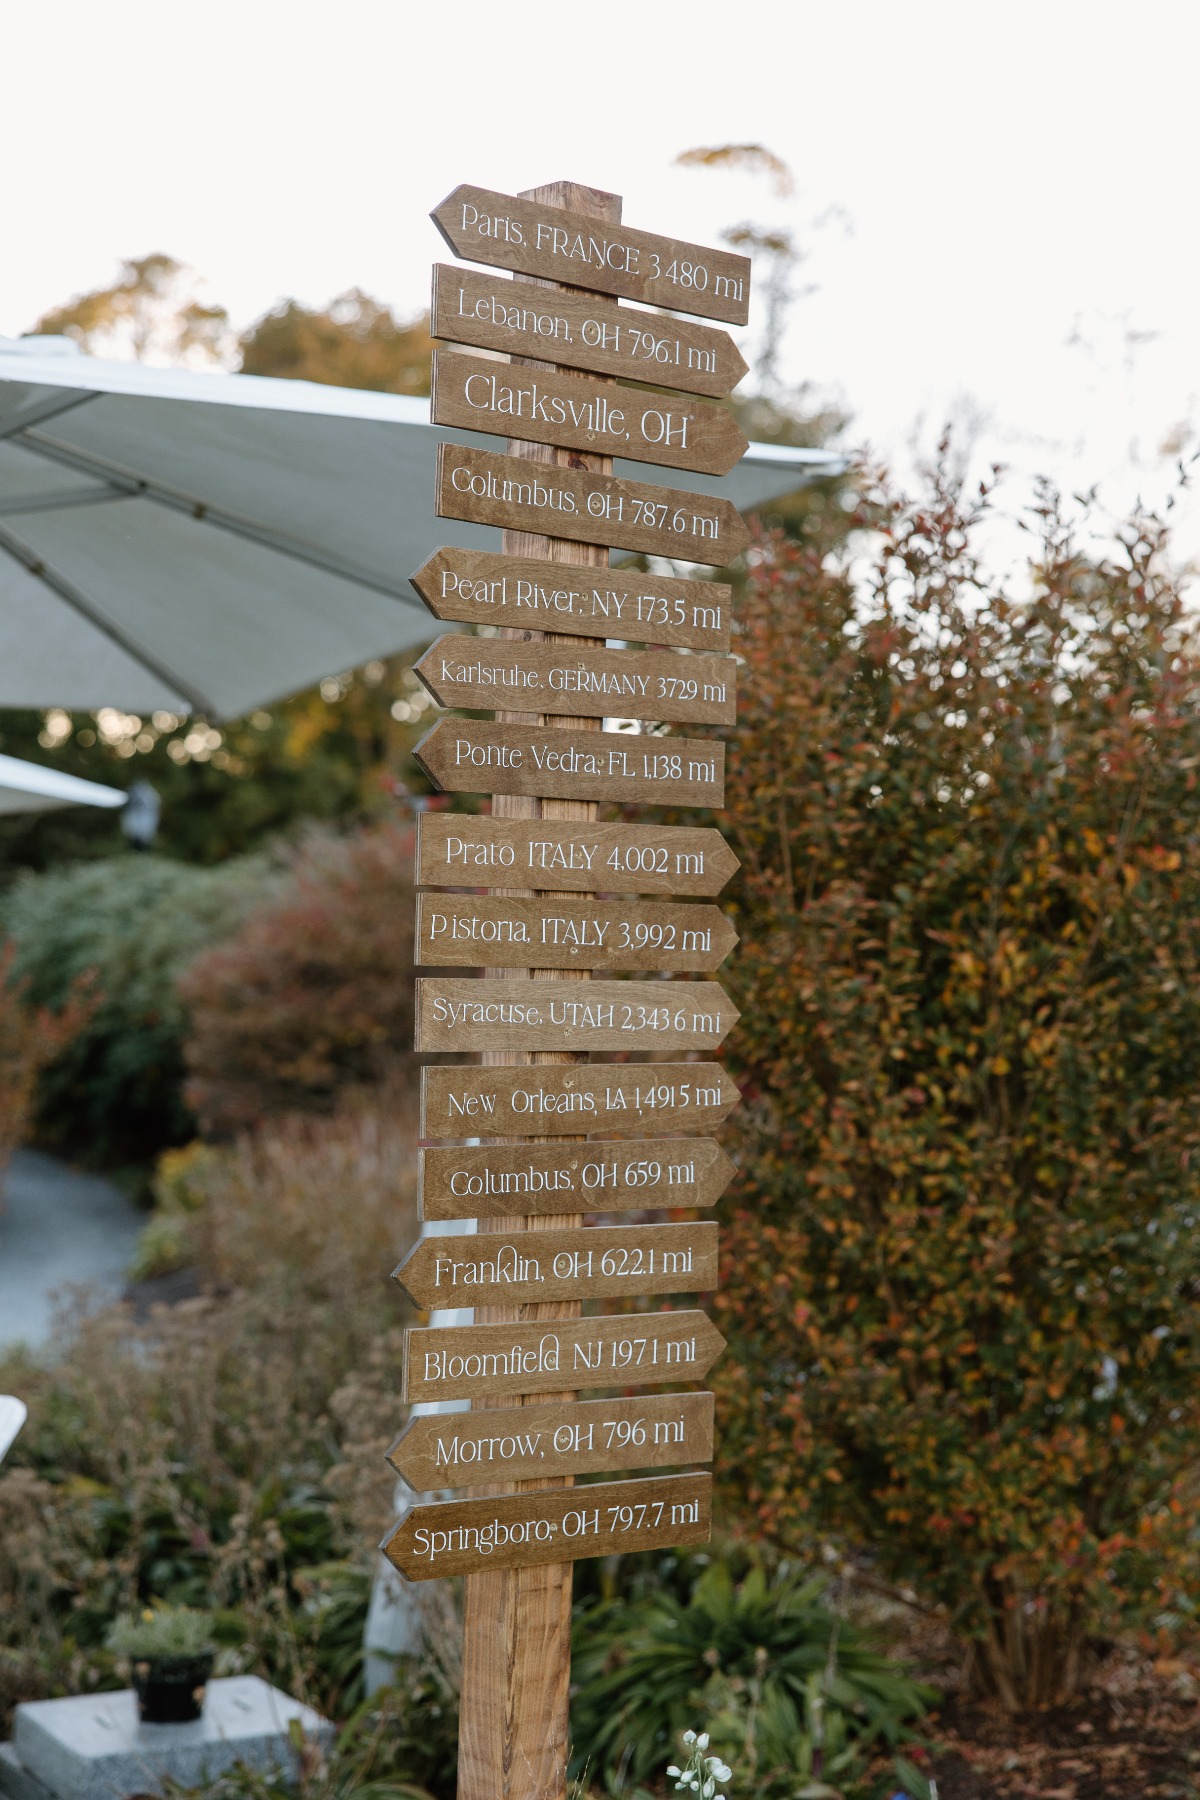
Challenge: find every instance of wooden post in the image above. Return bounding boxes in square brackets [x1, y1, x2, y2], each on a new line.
[455, 180, 622, 1800]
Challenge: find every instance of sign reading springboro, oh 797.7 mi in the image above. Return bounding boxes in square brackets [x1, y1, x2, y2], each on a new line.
[380, 176, 751, 1800]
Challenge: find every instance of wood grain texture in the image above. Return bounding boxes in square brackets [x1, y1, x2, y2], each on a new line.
[403, 1309, 725, 1404]
[413, 717, 724, 808]
[416, 815, 740, 896]
[432, 184, 750, 323]
[418, 1138, 736, 1220]
[433, 348, 748, 476]
[414, 637, 737, 725]
[415, 895, 737, 972]
[421, 1061, 741, 1140]
[432, 265, 748, 398]
[395, 1221, 718, 1309]
[436, 443, 751, 564]
[415, 977, 738, 1053]
[410, 548, 732, 651]
[383, 1472, 712, 1581]
[388, 1391, 715, 1491]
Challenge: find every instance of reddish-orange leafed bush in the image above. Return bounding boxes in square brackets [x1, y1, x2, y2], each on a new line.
[716, 457, 1200, 1710]
[0, 946, 93, 1170]
[180, 819, 416, 1136]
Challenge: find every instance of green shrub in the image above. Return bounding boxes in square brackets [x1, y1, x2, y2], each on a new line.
[715, 462, 1200, 1710]
[179, 820, 416, 1137]
[2, 853, 278, 1162]
[107, 1605, 215, 1658]
[570, 1560, 930, 1797]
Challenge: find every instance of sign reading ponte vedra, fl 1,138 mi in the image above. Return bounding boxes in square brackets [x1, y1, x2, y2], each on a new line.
[383, 175, 750, 1800]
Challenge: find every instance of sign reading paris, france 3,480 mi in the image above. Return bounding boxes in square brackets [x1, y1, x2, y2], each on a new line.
[432, 185, 751, 324]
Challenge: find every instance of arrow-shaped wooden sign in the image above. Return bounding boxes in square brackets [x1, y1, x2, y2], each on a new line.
[432, 349, 748, 477]
[415, 978, 739, 1053]
[382, 1472, 712, 1581]
[421, 1062, 741, 1140]
[413, 718, 724, 808]
[416, 815, 740, 897]
[418, 1138, 736, 1220]
[436, 444, 751, 565]
[414, 638, 737, 726]
[403, 1308, 725, 1404]
[432, 266, 748, 399]
[410, 548, 732, 652]
[395, 1222, 718, 1310]
[432, 184, 751, 324]
[388, 1392, 715, 1491]
[415, 895, 737, 973]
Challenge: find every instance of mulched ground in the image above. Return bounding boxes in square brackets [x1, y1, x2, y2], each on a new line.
[919, 1645, 1200, 1798]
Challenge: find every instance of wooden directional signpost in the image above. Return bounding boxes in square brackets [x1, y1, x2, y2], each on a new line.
[386, 178, 750, 1800]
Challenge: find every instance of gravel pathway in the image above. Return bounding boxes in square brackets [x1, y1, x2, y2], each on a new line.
[0, 1149, 143, 1349]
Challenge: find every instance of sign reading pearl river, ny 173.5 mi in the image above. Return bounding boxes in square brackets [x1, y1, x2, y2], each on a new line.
[431, 266, 748, 399]
[436, 444, 750, 564]
[432, 184, 751, 324]
[420, 1062, 741, 1141]
[415, 815, 740, 897]
[432, 349, 748, 476]
[410, 549, 732, 651]
[383, 1473, 713, 1582]
[413, 719, 724, 808]
[413, 639, 737, 726]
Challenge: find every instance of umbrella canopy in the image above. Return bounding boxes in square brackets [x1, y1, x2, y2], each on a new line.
[0, 752, 125, 817]
[0, 337, 844, 720]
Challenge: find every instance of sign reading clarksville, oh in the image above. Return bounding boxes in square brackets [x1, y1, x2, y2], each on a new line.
[378, 178, 752, 1800]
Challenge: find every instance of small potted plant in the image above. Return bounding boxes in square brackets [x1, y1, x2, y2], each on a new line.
[106, 1606, 216, 1724]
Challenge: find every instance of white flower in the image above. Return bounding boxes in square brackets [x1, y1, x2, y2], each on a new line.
[708, 1760, 732, 1782]
[703, 1780, 715, 1799]
[697, 1734, 710, 1750]
[667, 1769, 681, 1779]
[683, 1731, 697, 1747]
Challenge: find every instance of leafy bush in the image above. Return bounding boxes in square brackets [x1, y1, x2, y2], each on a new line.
[570, 1561, 930, 1797]
[180, 820, 417, 1137]
[0, 944, 93, 1170]
[0, 1098, 418, 1731]
[1, 854, 278, 1162]
[107, 1605, 215, 1658]
[715, 461, 1200, 1710]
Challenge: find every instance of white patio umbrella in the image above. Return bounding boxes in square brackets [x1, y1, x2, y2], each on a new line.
[0, 336, 844, 720]
[0, 752, 125, 816]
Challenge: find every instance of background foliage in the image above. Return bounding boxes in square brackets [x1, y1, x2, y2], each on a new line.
[716, 457, 1200, 1710]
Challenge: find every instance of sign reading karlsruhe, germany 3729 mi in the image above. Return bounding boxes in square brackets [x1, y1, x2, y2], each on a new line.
[387, 177, 752, 1800]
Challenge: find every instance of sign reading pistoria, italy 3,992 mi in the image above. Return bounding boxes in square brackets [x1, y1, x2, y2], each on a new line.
[380, 177, 752, 1800]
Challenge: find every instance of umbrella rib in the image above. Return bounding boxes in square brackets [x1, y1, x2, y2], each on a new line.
[19, 429, 416, 602]
[0, 521, 218, 716]
[0, 390, 99, 442]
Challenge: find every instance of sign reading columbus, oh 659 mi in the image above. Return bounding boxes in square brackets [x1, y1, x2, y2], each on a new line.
[418, 1138, 735, 1220]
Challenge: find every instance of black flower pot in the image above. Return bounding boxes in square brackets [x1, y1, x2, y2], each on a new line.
[131, 1652, 214, 1724]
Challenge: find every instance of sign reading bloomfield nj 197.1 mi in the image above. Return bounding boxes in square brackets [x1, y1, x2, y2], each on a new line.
[382, 178, 751, 1800]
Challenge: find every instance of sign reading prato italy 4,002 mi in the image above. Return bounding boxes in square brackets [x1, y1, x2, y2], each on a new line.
[381, 178, 750, 1800]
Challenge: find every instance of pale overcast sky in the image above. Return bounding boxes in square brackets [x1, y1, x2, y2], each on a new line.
[5, 0, 1198, 570]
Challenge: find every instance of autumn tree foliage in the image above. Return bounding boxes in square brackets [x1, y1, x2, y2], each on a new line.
[715, 458, 1200, 1711]
[179, 818, 417, 1137]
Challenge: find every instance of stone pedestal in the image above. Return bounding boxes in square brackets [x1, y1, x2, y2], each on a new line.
[0, 1676, 332, 1800]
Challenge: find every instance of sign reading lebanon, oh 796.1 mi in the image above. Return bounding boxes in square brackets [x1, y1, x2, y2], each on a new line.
[431, 266, 748, 399]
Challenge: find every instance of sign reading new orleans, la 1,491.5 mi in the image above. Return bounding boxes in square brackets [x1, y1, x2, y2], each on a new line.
[420, 1061, 741, 1140]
